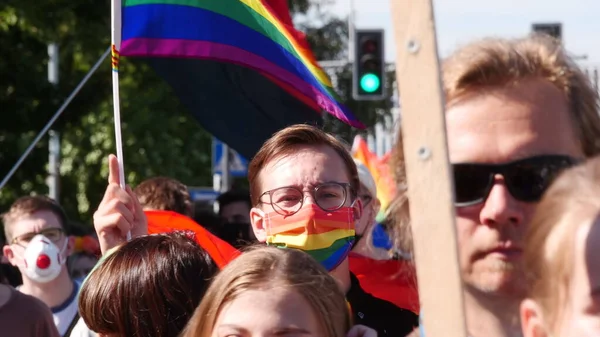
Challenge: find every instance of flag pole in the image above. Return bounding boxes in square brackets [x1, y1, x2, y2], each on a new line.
[111, 0, 131, 240]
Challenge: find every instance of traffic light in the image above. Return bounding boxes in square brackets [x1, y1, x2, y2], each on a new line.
[353, 29, 385, 101]
[532, 23, 562, 41]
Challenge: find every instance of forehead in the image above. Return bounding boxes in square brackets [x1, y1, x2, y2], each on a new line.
[259, 145, 350, 192]
[216, 287, 320, 331]
[446, 79, 583, 164]
[9, 210, 63, 238]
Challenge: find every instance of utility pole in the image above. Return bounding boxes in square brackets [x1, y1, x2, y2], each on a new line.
[47, 43, 60, 201]
[221, 144, 230, 193]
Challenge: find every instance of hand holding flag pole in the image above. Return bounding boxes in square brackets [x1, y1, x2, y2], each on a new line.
[111, 0, 130, 241]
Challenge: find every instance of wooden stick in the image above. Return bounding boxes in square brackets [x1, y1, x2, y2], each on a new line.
[389, 1, 467, 336]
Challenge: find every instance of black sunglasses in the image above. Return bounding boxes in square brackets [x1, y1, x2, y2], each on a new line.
[452, 155, 579, 207]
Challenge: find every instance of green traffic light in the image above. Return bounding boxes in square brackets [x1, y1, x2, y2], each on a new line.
[360, 73, 381, 93]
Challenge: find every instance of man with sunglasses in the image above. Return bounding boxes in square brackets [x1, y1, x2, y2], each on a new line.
[396, 35, 600, 337]
[246, 124, 419, 336]
[2, 196, 85, 336]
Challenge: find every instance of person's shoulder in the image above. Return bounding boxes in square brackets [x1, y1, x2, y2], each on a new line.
[11, 288, 47, 312]
[366, 292, 418, 318]
[348, 273, 418, 335]
[10, 290, 60, 337]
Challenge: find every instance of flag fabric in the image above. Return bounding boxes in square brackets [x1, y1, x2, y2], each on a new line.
[113, 0, 364, 158]
[349, 252, 420, 314]
[145, 210, 241, 268]
[351, 136, 397, 222]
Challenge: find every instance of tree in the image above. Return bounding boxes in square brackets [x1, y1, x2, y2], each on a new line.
[0, 0, 213, 230]
[0, 0, 384, 232]
[292, 0, 394, 144]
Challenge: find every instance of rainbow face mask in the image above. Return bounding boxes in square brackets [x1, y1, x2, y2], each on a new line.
[265, 204, 356, 271]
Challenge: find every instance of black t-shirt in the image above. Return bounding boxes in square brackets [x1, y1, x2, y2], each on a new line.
[346, 272, 419, 336]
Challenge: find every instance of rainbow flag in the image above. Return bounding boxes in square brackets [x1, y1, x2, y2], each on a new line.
[111, 0, 364, 157]
[352, 136, 397, 222]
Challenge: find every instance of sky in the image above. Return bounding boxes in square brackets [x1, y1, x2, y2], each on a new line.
[325, 0, 600, 66]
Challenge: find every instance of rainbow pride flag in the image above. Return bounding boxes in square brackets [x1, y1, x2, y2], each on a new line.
[352, 136, 397, 222]
[111, 0, 364, 158]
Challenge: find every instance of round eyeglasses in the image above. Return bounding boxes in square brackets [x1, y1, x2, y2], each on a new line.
[259, 182, 354, 216]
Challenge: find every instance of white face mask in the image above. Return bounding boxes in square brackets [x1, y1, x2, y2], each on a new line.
[15, 234, 68, 284]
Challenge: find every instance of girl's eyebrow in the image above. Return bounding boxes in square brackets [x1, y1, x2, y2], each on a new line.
[272, 327, 312, 335]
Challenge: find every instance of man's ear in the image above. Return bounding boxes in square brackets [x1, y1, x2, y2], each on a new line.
[352, 198, 363, 222]
[65, 235, 76, 257]
[3, 245, 18, 267]
[373, 198, 381, 219]
[250, 207, 268, 243]
[520, 298, 549, 337]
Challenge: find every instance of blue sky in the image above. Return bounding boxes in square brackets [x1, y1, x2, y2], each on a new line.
[326, 0, 600, 66]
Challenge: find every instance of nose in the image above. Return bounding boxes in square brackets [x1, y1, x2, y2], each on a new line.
[479, 176, 524, 227]
[36, 254, 51, 269]
[302, 193, 318, 206]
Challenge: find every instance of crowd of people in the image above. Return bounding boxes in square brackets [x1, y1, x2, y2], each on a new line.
[1, 33, 599, 337]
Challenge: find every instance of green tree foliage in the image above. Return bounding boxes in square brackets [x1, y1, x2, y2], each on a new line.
[0, 0, 390, 231]
[293, 0, 394, 143]
[0, 0, 212, 230]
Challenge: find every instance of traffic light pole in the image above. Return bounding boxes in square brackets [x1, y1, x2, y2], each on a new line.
[348, 0, 356, 63]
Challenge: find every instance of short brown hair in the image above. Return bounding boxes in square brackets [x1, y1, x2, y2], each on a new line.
[524, 156, 600, 330]
[2, 195, 69, 242]
[181, 246, 351, 337]
[79, 231, 217, 337]
[248, 124, 359, 206]
[390, 34, 600, 254]
[134, 177, 193, 217]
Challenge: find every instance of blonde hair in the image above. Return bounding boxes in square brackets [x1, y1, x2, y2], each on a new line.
[390, 34, 600, 254]
[181, 246, 352, 337]
[524, 156, 600, 331]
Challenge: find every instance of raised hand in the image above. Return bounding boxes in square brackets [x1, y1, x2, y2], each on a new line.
[93, 154, 147, 254]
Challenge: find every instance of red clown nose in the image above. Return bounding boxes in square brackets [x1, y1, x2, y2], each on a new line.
[36, 254, 51, 269]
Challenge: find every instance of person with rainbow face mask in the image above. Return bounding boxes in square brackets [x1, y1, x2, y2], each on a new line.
[247, 124, 418, 337]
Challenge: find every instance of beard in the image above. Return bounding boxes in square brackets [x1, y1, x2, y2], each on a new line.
[465, 257, 527, 297]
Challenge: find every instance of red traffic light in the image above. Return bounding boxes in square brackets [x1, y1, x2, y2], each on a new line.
[362, 39, 377, 53]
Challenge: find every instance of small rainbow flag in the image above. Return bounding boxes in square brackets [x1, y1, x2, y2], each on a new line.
[352, 136, 397, 222]
[113, 0, 364, 145]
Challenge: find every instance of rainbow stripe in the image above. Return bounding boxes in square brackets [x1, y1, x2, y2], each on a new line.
[352, 136, 397, 222]
[119, 0, 363, 128]
[111, 45, 120, 72]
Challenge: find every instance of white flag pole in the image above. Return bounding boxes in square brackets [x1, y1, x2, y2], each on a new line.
[111, 0, 131, 241]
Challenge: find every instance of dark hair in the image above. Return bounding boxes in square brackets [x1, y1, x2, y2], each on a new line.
[2, 195, 70, 241]
[79, 231, 217, 337]
[248, 124, 358, 206]
[216, 189, 251, 213]
[134, 177, 193, 217]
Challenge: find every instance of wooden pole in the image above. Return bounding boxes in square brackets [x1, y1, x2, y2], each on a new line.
[389, 1, 467, 336]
